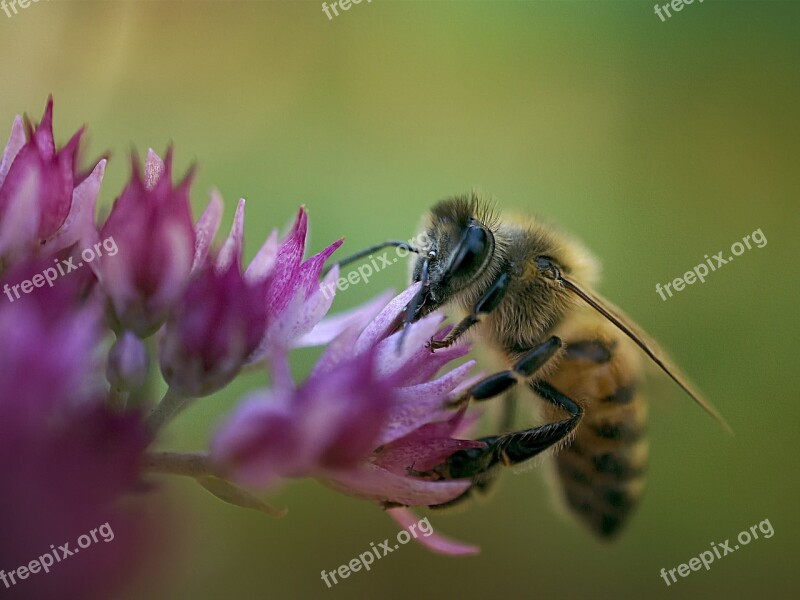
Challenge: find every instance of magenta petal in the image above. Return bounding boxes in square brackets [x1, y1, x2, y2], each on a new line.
[97, 154, 196, 335]
[386, 508, 480, 555]
[212, 391, 303, 489]
[308, 303, 379, 378]
[293, 238, 343, 300]
[32, 97, 56, 158]
[375, 435, 485, 474]
[264, 207, 308, 313]
[301, 354, 393, 469]
[45, 158, 105, 254]
[322, 462, 471, 506]
[250, 237, 344, 359]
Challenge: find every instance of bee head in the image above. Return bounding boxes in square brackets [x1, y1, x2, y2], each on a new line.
[409, 194, 498, 317]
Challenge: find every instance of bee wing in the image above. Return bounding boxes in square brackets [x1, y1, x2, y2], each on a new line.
[560, 276, 733, 434]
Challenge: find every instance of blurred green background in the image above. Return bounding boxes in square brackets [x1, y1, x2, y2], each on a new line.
[1, 1, 798, 598]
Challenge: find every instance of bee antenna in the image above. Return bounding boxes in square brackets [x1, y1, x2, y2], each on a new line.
[322, 241, 421, 276]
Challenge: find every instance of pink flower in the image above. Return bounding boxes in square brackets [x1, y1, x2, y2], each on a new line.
[1, 98, 490, 581]
[247, 207, 344, 359]
[0, 97, 105, 267]
[159, 200, 269, 397]
[0, 266, 150, 599]
[212, 286, 484, 554]
[95, 149, 195, 336]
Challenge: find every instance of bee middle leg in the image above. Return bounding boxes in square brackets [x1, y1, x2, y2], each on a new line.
[445, 335, 562, 409]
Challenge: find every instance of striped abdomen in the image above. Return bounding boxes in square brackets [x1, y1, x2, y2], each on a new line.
[543, 323, 648, 539]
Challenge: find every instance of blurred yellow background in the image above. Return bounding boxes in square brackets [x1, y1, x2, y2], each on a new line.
[1, 1, 798, 599]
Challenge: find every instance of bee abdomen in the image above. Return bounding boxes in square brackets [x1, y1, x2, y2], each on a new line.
[545, 338, 648, 540]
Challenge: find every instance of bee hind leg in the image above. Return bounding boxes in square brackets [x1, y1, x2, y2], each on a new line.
[428, 390, 518, 510]
[426, 381, 583, 497]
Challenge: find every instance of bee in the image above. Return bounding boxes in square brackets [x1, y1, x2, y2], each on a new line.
[334, 192, 730, 539]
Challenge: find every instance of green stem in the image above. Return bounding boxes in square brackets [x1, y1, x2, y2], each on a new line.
[145, 387, 191, 434]
[108, 387, 128, 411]
[143, 451, 214, 478]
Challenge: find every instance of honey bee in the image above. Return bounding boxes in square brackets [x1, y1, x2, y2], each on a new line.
[335, 192, 730, 539]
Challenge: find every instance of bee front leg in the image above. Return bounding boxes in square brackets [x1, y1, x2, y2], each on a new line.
[428, 272, 511, 351]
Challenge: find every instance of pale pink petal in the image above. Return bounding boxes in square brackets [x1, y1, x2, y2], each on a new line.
[400, 407, 475, 442]
[374, 313, 444, 379]
[287, 267, 340, 349]
[0, 169, 39, 259]
[295, 288, 393, 348]
[217, 198, 245, 270]
[406, 344, 472, 386]
[377, 360, 477, 446]
[386, 508, 480, 555]
[144, 148, 165, 191]
[322, 462, 470, 506]
[354, 284, 420, 354]
[193, 190, 224, 272]
[245, 229, 278, 282]
[0, 116, 25, 188]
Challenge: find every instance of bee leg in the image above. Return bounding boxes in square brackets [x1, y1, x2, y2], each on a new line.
[428, 272, 510, 350]
[445, 336, 561, 408]
[428, 391, 518, 510]
[431, 381, 583, 485]
[499, 389, 517, 433]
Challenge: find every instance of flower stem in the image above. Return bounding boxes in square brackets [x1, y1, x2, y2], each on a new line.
[109, 387, 128, 411]
[145, 387, 190, 434]
[143, 451, 214, 478]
